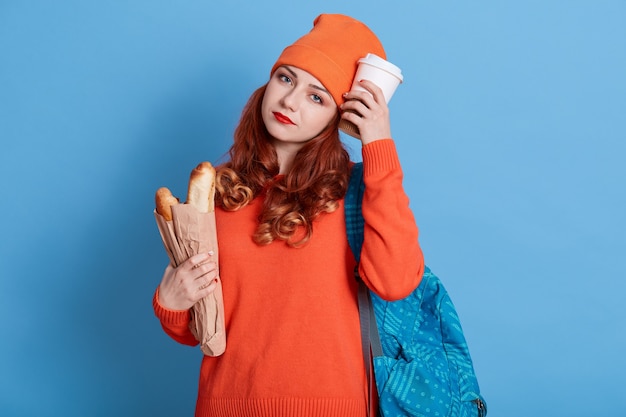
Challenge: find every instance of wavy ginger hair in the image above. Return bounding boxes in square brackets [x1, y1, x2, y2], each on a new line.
[215, 84, 350, 247]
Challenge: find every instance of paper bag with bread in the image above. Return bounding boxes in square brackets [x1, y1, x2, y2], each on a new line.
[154, 162, 226, 356]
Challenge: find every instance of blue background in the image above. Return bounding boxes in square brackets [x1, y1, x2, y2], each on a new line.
[1, 1, 625, 416]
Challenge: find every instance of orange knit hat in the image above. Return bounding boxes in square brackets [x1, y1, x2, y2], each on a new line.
[271, 14, 386, 106]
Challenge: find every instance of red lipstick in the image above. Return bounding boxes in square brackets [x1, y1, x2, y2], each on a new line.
[273, 112, 295, 125]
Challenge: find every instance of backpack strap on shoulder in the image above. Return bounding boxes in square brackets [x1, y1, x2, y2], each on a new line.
[346, 162, 383, 417]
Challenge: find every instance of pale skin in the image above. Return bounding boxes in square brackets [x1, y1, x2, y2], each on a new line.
[340, 79, 392, 146]
[158, 253, 219, 311]
[262, 66, 338, 173]
[158, 71, 391, 311]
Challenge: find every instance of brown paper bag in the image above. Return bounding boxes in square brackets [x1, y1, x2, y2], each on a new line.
[154, 204, 226, 356]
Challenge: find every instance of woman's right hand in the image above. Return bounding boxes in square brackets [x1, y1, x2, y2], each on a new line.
[157, 252, 219, 311]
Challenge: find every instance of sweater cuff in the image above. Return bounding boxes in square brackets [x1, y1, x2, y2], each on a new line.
[361, 139, 401, 176]
[152, 287, 191, 325]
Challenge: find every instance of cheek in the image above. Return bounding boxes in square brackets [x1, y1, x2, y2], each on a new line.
[306, 108, 337, 136]
[260, 90, 273, 121]
[260, 89, 270, 112]
[319, 108, 338, 127]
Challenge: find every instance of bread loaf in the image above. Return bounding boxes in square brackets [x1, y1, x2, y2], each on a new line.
[155, 162, 215, 219]
[155, 187, 179, 221]
[187, 162, 216, 213]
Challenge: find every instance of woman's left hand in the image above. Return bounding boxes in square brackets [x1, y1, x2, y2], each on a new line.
[340, 79, 392, 145]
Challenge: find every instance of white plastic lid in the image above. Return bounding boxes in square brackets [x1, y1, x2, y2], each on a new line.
[358, 53, 403, 82]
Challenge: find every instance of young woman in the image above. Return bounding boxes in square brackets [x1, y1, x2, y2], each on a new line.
[154, 13, 425, 417]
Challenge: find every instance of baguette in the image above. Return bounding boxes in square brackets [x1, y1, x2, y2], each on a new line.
[155, 187, 179, 221]
[187, 162, 216, 213]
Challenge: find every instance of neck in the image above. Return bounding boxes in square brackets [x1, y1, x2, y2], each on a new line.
[273, 141, 304, 174]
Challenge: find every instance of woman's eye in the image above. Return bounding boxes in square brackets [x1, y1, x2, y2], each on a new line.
[279, 74, 292, 84]
[311, 94, 323, 104]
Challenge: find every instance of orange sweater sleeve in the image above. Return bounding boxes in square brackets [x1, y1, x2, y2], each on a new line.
[152, 287, 199, 346]
[358, 139, 425, 300]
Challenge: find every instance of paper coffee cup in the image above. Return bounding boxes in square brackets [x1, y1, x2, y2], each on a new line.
[339, 53, 403, 138]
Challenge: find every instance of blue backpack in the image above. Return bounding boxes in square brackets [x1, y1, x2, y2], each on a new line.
[345, 162, 487, 417]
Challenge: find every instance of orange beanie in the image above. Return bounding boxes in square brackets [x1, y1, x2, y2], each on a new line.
[271, 14, 386, 106]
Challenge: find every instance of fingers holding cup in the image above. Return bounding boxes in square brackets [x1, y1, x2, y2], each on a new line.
[338, 53, 403, 142]
[341, 80, 391, 144]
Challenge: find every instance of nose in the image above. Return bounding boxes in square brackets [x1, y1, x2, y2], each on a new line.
[280, 89, 299, 112]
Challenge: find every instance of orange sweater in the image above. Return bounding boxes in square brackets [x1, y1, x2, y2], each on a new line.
[153, 139, 424, 417]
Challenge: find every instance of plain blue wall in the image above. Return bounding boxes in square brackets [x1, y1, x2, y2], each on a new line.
[1, 1, 625, 416]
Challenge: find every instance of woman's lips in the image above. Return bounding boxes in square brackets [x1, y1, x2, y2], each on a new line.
[273, 112, 295, 125]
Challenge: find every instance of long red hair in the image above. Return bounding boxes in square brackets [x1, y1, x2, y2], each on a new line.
[215, 84, 350, 247]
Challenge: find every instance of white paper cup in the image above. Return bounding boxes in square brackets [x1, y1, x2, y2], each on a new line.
[339, 53, 404, 138]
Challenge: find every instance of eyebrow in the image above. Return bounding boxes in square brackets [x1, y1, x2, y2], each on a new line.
[282, 66, 333, 100]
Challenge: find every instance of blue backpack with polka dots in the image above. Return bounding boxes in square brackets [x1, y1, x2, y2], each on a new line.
[346, 162, 487, 417]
